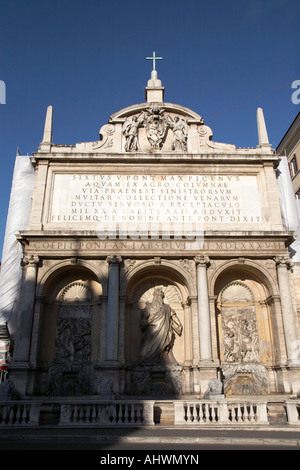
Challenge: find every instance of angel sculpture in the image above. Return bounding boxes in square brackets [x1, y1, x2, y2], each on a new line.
[122, 113, 145, 152]
[168, 115, 188, 151]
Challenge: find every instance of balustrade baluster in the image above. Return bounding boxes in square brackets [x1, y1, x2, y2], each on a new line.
[8, 407, 14, 425]
[91, 405, 97, 422]
[249, 404, 255, 422]
[135, 404, 141, 423]
[124, 404, 129, 423]
[205, 403, 209, 422]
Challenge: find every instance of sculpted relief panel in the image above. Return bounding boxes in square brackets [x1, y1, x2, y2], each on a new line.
[219, 281, 268, 395]
[220, 282, 260, 364]
[67, 98, 275, 154]
[122, 105, 188, 152]
[47, 282, 94, 396]
[54, 283, 92, 365]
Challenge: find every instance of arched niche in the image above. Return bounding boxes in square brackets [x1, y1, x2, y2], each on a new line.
[124, 264, 191, 367]
[36, 265, 103, 374]
[213, 264, 276, 367]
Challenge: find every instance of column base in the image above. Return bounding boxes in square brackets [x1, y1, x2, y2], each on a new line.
[198, 360, 219, 395]
[286, 363, 300, 394]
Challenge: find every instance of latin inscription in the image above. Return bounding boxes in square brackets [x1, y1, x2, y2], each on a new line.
[31, 240, 284, 252]
[49, 174, 262, 232]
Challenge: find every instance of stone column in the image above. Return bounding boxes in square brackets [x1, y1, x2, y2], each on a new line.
[181, 298, 192, 367]
[195, 255, 213, 362]
[106, 255, 122, 362]
[275, 256, 298, 364]
[14, 255, 39, 362]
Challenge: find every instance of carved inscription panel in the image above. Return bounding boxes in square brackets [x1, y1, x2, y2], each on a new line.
[49, 173, 262, 234]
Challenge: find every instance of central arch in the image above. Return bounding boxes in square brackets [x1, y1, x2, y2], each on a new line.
[121, 259, 196, 397]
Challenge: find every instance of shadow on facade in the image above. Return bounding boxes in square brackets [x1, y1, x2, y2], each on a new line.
[2, 254, 185, 442]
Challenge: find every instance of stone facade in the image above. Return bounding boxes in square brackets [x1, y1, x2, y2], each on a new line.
[277, 111, 300, 197]
[7, 70, 300, 401]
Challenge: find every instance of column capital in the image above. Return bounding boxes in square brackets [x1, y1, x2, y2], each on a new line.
[106, 254, 122, 265]
[274, 255, 293, 269]
[194, 255, 210, 267]
[22, 254, 40, 267]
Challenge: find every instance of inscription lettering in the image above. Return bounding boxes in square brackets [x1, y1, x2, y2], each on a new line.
[50, 174, 262, 229]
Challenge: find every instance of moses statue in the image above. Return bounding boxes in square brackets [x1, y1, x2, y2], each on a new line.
[140, 288, 183, 365]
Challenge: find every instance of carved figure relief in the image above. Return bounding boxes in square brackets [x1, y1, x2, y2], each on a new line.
[220, 282, 260, 364]
[140, 287, 183, 365]
[122, 113, 145, 151]
[167, 115, 188, 151]
[122, 105, 189, 152]
[54, 282, 92, 365]
[144, 104, 168, 149]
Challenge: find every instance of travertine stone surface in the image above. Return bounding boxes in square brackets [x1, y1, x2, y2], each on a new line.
[9, 71, 300, 399]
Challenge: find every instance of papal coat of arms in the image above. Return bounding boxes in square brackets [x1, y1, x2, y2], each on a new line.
[122, 104, 187, 151]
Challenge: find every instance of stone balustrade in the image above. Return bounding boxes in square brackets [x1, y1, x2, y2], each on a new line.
[0, 401, 40, 426]
[174, 400, 269, 425]
[0, 399, 299, 427]
[59, 400, 155, 426]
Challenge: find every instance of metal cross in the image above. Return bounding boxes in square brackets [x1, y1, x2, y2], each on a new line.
[146, 51, 163, 71]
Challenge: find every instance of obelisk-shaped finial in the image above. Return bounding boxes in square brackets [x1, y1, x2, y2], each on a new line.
[257, 107, 271, 147]
[39, 105, 53, 151]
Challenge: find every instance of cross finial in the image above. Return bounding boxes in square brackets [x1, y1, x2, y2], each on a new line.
[146, 51, 163, 71]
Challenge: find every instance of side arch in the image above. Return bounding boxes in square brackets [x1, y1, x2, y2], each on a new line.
[33, 261, 105, 396]
[37, 258, 108, 297]
[210, 259, 283, 394]
[209, 258, 279, 298]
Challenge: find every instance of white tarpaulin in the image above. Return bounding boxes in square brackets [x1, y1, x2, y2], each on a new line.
[0, 155, 34, 336]
[276, 156, 300, 261]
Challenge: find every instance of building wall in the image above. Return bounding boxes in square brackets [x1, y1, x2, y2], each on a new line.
[6, 91, 300, 399]
[277, 112, 300, 197]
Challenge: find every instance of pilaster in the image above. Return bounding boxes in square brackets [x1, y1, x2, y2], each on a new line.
[194, 255, 213, 363]
[13, 255, 40, 363]
[275, 255, 300, 393]
[106, 255, 122, 363]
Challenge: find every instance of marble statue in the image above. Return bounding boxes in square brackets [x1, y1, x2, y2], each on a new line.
[122, 113, 145, 151]
[168, 115, 188, 151]
[140, 287, 182, 364]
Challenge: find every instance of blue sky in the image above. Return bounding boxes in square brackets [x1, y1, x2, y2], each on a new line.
[0, 0, 299, 258]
